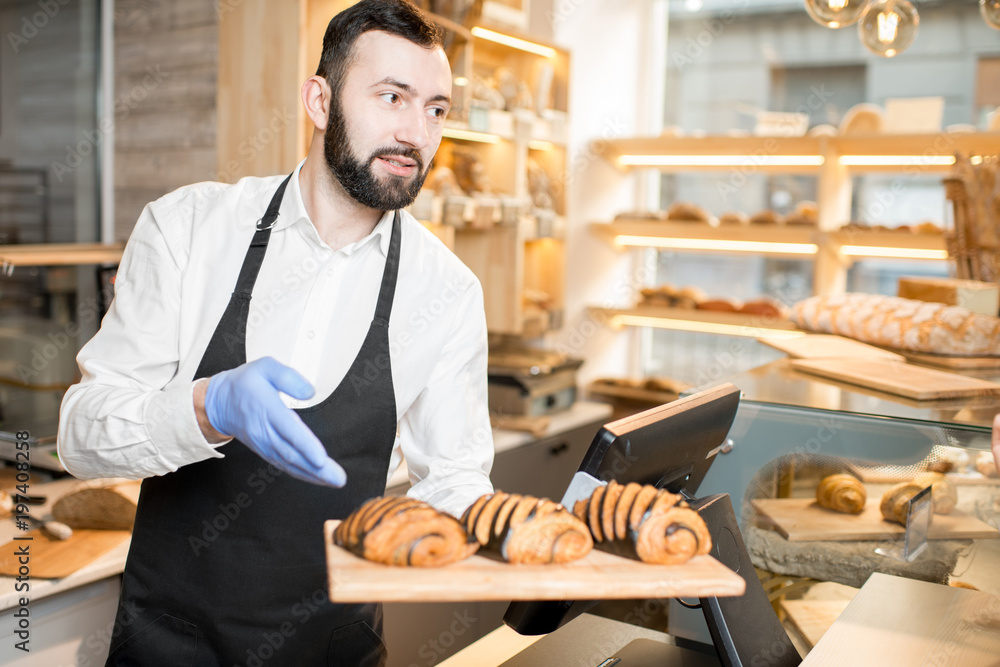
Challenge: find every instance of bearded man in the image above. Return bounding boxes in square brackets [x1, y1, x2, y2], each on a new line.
[58, 2, 493, 665]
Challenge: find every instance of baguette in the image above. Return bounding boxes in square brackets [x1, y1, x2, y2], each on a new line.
[791, 293, 1000, 356]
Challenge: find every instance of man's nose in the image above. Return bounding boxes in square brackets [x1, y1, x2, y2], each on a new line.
[395, 106, 432, 151]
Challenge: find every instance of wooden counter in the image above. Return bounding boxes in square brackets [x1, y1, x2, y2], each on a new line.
[0, 477, 130, 611]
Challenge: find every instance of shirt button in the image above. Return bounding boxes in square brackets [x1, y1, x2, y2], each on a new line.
[306, 330, 316, 340]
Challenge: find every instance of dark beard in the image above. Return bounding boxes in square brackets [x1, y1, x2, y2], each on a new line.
[323, 98, 429, 211]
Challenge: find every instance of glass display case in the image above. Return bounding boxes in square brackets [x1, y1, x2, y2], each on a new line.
[670, 358, 999, 653]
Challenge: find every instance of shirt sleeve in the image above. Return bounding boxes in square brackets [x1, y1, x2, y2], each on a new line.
[57, 195, 226, 480]
[397, 277, 494, 518]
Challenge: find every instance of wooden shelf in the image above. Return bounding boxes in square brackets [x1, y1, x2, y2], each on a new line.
[588, 306, 802, 337]
[593, 221, 947, 260]
[444, 109, 568, 147]
[827, 229, 947, 253]
[602, 131, 1000, 174]
[0, 243, 124, 271]
[593, 220, 818, 250]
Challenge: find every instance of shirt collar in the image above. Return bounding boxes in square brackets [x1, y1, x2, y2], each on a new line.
[272, 158, 393, 257]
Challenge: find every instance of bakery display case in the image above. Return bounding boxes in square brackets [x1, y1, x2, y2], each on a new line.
[668, 358, 1000, 655]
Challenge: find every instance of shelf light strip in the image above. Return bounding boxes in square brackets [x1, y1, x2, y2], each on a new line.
[839, 155, 956, 167]
[611, 314, 805, 340]
[442, 127, 500, 144]
[618, 155, 825, 167]
[840, 245, 949, 260]
[470, 27, 557, 58]
[614, 235, 819, 255]
[617, 155, 979, 168]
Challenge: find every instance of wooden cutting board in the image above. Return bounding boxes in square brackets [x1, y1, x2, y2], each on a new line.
[904, 351, 1000, 370]
[759, 334, 905, 361]
[781, 599, 852, 649]
[0, 528, 130, 579]
[752, 498, 999, 542]
[323, 520, 745, 603]
[790, 358, 1000, 400]
[800, 573, 1000, 666]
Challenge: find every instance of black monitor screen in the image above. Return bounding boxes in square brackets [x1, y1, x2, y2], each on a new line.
[579, 382, 741, 497]
[503, 382, 742, 636]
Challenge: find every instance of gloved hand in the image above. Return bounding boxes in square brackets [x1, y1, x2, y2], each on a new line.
[204, 357, 346, 487]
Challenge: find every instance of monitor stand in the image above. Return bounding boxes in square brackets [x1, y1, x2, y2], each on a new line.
[501, 493, 800, 667]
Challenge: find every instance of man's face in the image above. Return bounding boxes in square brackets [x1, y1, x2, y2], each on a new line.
[324, 31, 451, 211]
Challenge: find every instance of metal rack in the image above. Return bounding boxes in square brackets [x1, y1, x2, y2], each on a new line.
[0, 166, 49, 245]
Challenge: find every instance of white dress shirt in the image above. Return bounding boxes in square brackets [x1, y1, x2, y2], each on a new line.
[58, 159, 494, 518]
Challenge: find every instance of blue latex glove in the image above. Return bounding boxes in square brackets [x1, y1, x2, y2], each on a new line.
[204, 357, 346, 487]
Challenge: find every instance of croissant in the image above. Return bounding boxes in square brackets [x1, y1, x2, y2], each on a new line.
[334, 496, 478, 567]
[815, 474, 866, 514]
[572, 480, 712, 565]
[879, 482, 925, 525]
[461, 491, 593, 565]
[913, 472, 958, 514]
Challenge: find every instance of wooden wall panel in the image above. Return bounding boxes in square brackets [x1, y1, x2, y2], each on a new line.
[113, 2, 217, 242]
[216, 0, 306, 183]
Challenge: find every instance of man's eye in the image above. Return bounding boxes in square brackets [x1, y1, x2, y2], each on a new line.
[428, 107, 447, 119]
[380, 92, 400, 104]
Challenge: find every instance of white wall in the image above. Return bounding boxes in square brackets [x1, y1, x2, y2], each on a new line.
[548, 0, 666, 385]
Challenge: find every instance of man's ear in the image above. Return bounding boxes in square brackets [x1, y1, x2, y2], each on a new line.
[302, 76, 332, 130]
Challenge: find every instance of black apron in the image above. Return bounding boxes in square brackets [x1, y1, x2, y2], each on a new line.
[106, 175, 399, 667]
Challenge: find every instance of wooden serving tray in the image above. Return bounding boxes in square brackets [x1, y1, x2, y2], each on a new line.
[790, 358, 1000, 400]
[323, 520, 745, 603]
[752, 498, 999, 542]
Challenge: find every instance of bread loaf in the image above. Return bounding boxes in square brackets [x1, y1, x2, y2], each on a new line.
[791, 293, 1000, 356]
[719, 211, 749, 226]
[976, 452, 999, 478]
[52, 480, 141, 530]
[913, 472, 957, 514]
[740, 298, 786, 318]
[666, 202, 711, 223]
[697, 298, 741, 313]
[750, 209, 783, 225]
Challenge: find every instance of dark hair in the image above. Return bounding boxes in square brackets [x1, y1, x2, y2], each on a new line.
[315, 0, 443, 102]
